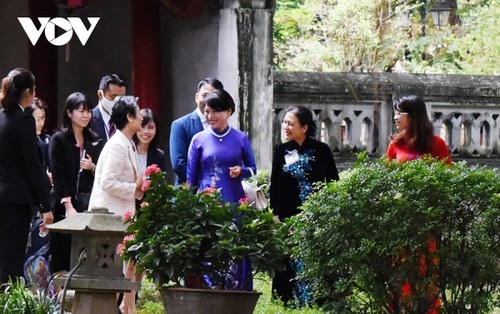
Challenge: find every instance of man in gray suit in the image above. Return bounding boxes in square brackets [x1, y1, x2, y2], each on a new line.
[169, 78, 223, 185]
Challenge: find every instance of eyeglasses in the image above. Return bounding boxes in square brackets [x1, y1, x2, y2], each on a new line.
[394, 111, 409, 117]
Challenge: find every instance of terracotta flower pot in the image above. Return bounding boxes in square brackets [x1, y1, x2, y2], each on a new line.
[160, 287, 262, 314]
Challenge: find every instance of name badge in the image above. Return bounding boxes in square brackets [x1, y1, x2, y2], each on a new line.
[284, 149, 300, 166]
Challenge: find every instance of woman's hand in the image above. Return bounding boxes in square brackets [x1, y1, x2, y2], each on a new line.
[64, 199, 78, 217]
[80, 154, 96, 172]
[229, 166, 242, 178]
[135, 174, 146, 199]
[39, 211, 54, 234]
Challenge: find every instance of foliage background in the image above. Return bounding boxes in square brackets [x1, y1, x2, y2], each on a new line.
[273, 0, 500, 75]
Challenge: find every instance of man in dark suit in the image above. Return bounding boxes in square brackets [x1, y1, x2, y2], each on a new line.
[0, 68, 53, 284]
[89, 74, 127, 142]
[169, 78, 223, 185]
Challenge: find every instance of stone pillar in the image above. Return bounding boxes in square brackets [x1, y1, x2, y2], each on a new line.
[218, 0, 275, 170]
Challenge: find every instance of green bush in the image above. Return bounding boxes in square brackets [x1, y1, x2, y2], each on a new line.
[289, 157, 500, 313]
[0, 278, 60, 314]
[124, 167, 288, 289]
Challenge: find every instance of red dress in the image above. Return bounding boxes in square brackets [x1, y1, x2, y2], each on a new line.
[386, 135, 450, 313]
[386, 135, 451, 164]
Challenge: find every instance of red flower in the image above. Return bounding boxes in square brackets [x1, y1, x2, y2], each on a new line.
[144, 164, 161, 176]
[141, 180, 151, 192]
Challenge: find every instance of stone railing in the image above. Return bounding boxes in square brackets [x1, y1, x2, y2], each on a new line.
[273, 72, 500, 169]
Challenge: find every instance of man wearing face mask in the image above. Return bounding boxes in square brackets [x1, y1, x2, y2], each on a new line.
[89, 74, 127, 142]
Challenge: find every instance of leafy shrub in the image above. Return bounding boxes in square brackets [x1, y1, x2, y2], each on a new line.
[289, 157, 500, 313]
[124, 166, 288, 289]
[0, 278, 60, 314]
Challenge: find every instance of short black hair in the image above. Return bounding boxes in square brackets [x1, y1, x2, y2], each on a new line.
[31, 97, 47, 112]
[98, 74, 127, 93]
[111, 96, 139, 130]
[286, 106, 317, 138]
[197, 77, 223, 92]
[204, 90, 235, 115]
[62, 92, 95, 138]
[133, 108, 160, 149]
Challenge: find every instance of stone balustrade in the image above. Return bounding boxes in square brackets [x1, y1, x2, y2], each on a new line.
[272, 72, 500, 169]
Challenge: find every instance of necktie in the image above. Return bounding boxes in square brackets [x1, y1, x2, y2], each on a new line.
[108, 120, 116, 137]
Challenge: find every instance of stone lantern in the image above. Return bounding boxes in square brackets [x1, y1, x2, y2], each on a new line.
[47, 207, 138, 314]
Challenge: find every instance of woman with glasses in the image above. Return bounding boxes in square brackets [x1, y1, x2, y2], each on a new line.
[269, 105, 339, 306]
[387, 95, 450, 163]
[386, 95, 450, 313]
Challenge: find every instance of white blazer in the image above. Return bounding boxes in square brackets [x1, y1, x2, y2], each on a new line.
[88, 130, 139, 216]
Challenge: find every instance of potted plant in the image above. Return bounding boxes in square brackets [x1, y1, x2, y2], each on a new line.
[122, 164, 288, 314]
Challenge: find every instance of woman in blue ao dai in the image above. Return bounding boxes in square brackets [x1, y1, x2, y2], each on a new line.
[187, 89, 256, 291]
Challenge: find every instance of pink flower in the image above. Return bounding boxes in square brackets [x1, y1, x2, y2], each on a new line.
[239, 197, 249, 205]
[141, 180, 151, 192]
[202, 187, 216, 195]
[122, 209, 134, 222]
[140, 201, 149, 208]
[124, 234, 135, 242]
[144, 164, 161, 176]
[116, 244, 124, 255]
[117, 234, 136, 256]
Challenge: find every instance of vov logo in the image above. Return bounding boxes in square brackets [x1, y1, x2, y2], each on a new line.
[18, 17, 99, 46]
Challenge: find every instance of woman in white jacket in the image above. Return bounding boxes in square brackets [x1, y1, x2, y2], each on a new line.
[88, 96, 144, 216]
[88, 95, 144, 314]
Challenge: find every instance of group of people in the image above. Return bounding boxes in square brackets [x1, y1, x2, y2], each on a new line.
[0, 69, 166, 313]
[0, 67, 450, 313]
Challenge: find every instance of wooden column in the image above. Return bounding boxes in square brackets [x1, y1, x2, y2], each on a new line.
[131, 0, 162, 116]
[28, 0, 58, 132]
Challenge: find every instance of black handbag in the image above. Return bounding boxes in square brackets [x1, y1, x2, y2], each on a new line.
[74, 192, 91, 212]
[74, 165, 91, 212]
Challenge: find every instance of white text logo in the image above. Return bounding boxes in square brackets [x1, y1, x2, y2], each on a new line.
[18, 17, 99, 46]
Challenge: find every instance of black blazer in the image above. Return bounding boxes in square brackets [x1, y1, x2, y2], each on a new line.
[38, 133, 51, 172]
[270, 137, 339, 220]
[135, 146, 167, 210]
[0, 106, 50, 212]
[147, 146, 167, 172]
[89, 106, 107, 142]
[49, 130, 104, 217]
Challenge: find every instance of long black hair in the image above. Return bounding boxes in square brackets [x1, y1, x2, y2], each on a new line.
[390, 95, 434, 153]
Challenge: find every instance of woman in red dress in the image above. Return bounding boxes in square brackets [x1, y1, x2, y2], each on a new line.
[386, 95, 451, 313]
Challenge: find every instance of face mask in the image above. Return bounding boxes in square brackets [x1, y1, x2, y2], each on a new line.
[99, 91, 116, 114]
